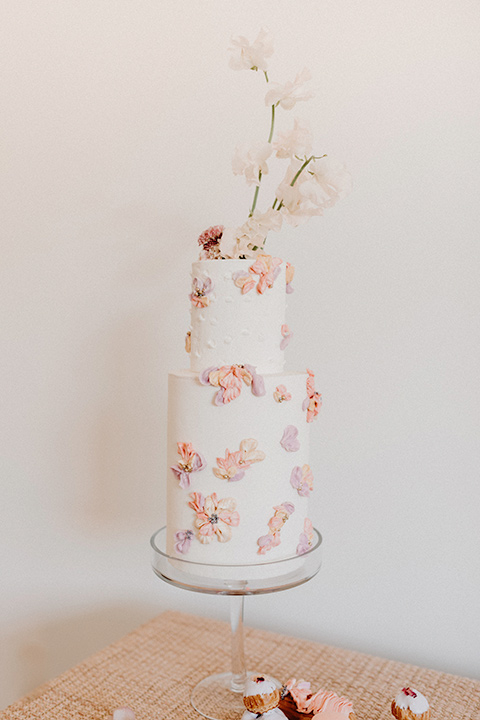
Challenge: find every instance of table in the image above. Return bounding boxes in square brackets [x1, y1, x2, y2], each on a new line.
[1, 611, 479, 719]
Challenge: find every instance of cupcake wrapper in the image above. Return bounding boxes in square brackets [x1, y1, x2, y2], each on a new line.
[391, 701, 430, 720]
[244, 689, 281, 714]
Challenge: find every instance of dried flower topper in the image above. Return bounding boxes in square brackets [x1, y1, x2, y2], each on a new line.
[198, 29, 351, 260]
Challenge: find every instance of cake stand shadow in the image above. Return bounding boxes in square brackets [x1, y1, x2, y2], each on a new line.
[150, 526, 323, 720]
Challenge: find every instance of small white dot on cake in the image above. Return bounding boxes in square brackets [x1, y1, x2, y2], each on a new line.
[224, 336, 232, 344]
[207, 340, 217, 349]
[194, 351, 201, 358]
[223, 272, 232, 280]
[198, 313, 206, 322]
[224, 296, 233, 303]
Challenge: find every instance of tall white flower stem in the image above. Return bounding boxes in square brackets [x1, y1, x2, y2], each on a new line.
[249, 73, 276, 218]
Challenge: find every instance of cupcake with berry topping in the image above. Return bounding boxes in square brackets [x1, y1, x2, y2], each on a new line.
[242, 674, 287, 719]
[391, 687, 430, 720]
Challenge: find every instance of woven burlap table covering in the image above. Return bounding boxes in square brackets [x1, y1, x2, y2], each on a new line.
[1, 610, 479, 719]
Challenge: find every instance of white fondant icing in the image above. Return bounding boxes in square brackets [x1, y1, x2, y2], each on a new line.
[189, 259, 287, 374]
[244, 675, 278, 698]
[394, 689, 429, 714]
[166, 370, 311, 572]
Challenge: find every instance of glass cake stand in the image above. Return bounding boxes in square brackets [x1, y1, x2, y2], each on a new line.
[150, 526, 323, 720]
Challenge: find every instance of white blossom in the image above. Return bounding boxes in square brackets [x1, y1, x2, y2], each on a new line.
[272, 118, 313, 159]
[275, 155, 352, 226]
[228, 28, 274, 72]
[265, 68, 314, 110]
[232, 142, 272, 186]
[307, 155, 353, 206]
[219, 209, 283, 259]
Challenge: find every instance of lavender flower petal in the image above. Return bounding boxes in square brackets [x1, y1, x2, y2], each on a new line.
[192, 452, 207, 473]
[244, 365, 266, 397]
[203, 276, 214, 294]
[280, 425, 300, 452]
[228, 470, 246, 482]
[214, 388, 225, 406]
[302, 397, 310, 411]
[199, 366, 217, 385]
[257, 534, 272, 548]
[177, 469, 191, 490]
[286, 283, 294, 294]
[290, 466, 302, 490]
[283, 501, 295, 515]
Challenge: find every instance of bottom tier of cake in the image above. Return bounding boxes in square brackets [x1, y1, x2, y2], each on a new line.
[166, 369, 316, 575]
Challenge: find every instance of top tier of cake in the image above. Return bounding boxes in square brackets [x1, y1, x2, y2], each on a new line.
[189, 258, 288, 374]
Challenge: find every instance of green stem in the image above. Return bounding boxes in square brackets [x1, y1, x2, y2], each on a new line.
[248, 72, 275, 218]
[275, 155, 316, 212]
[291, 155, 314, 186]
[267, 103, 275, 144]
[249, 171, 262, 216]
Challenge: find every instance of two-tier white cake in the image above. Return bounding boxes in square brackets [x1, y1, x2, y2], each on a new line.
[166, 254, 321, 571]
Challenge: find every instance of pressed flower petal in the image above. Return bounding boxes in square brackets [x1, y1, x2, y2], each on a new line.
[215, 522, 232, 542]
[214, 388, 225, 405]
[280, 425, 300, 452]
[199, 366, 218, 385]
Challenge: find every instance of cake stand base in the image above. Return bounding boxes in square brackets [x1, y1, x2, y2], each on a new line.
[150, 526, 322, 719]
[191, 671, 282, 720]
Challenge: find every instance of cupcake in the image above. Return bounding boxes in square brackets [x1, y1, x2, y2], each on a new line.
[391, 687, 430, 720]
[243, 674, 285, 718]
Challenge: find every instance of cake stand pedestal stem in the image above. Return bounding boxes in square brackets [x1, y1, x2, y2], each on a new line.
[150, 526, 323, 720]
[229, 595, 246, 692]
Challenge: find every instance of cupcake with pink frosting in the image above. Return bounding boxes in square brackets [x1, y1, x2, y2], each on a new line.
[391, 687, 430, 720]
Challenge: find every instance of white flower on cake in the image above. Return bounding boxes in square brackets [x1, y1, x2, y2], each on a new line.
[197, 30, 350, 259]
[228, 28, 274, 72]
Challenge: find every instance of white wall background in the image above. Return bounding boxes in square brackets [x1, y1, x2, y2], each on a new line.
[1, 0, 479, 709]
